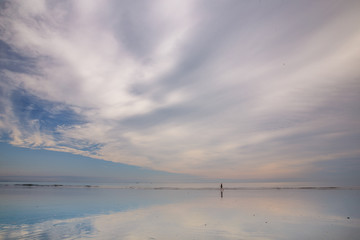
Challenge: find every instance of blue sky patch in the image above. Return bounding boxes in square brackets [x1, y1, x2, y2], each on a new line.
[10, 89, 85, 132]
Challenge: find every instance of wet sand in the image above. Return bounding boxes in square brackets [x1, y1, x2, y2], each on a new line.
[1, 184, 359, 239]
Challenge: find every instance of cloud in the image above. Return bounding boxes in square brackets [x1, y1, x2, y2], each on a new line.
[1, 0, 360, 181]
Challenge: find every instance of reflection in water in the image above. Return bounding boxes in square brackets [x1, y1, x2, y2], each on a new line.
[1, 187, 360, 239]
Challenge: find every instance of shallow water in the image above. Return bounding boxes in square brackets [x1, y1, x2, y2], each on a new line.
[0, 184, 359, 239]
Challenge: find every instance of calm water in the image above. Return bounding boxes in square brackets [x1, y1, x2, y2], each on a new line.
[0, 183, 359, 239]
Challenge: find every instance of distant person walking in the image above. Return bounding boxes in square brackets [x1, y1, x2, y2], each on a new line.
[220, 183, 224, 198]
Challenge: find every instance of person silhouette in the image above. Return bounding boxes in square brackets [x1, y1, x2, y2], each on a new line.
[220, 183, 224, 198]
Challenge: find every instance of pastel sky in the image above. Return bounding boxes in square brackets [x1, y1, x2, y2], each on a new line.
[1, 0, 360, 183]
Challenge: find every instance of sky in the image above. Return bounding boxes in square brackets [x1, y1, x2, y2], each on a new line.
[0, 0, 360, 184]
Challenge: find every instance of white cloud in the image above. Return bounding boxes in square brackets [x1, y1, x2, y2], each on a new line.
[1, 0, 360, 180]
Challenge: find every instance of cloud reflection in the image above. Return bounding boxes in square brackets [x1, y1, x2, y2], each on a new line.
[1, 190, 359, 239]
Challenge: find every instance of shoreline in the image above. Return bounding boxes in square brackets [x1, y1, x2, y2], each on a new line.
[1, 183, 359, 190]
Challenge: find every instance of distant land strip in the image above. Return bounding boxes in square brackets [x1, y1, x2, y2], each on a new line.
[10, 183, 97, 188]
[1, 184, 359, 190]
